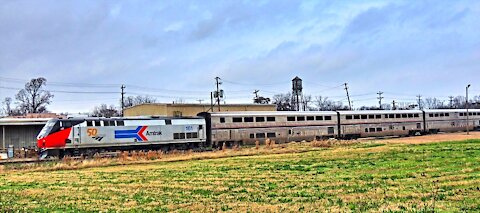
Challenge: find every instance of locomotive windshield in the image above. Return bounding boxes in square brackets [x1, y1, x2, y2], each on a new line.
[37, 119, 59, 139]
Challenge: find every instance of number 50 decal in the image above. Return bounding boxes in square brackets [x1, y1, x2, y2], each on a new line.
[87, 128, 98, 136]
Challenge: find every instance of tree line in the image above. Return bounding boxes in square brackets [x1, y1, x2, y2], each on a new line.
[271, 93, 480, 111]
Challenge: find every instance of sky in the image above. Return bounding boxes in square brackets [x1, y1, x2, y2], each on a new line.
[0, 0, 479, 113]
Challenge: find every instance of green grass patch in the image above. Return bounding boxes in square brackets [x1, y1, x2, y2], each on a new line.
[1, 139, 480, 212]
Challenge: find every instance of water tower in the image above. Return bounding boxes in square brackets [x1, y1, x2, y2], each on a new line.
[292, 76, 303, 111]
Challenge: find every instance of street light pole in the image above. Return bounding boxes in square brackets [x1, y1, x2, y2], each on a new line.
[466, 84, 471, 135]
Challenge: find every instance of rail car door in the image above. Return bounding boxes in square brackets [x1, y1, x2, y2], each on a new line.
[72, 126, 81, 144]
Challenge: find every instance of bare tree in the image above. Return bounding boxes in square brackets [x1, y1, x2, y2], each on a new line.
[302, 95, 312, 111]
[272, 93, 295, 111]
[313, 96, 348, 111]
[91, 104, 120, 117]
[15, 77, 54, 114]
[123, 95, 157, 108]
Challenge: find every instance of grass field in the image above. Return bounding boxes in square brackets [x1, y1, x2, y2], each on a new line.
[1, 139, 480, 212]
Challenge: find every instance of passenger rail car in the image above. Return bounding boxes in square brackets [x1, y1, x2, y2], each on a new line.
[424, 109, 480, 133]
[37, 117, 206, 157]
[338, 110, 424, 139]
[200, 111, 338, 147]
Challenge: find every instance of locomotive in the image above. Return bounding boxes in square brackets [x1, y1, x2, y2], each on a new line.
[37, 116, 206, 158]
[37, 109, 480, 157]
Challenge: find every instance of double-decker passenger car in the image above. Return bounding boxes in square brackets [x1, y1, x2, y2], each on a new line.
[37, 116, 206, 157]
[338, 110, 424, 138]
[200, 111, 338, 147]
[424, 109, 480, 133]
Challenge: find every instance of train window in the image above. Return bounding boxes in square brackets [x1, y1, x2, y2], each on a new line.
[199, 125, 203, 130]
[116, 120, 125, 126]
[376, 115, 381, 119]
[174, 133, 180, 139]
[287, 116, 295, 121]
[233, 117, 242, 123]
[316, 116, 323, 120]
[325, 116, 332, 120]
[361, 115, 367, 119]
[346, 115, 353, 120]
[180, 133, 186, 139]
[267, 117, 276, 122]
[297, 116, 305, 121]
[389, 114, 395, 119]
[414, 114, 420, 118]
[220, 117, 225, 123]
[376, 128, 382, 132]
[244, 117, 254, 122]
[87, 121, 93, 126]
[469, 112, 473, 116]
[328, 127, 334, 134]
[63, 122, 72, 128]
[396, 114, 401, 118]
[459, 113, 464, 116]
[94, 121, 101, 126]
[354, 115, 360, 119]
[369, 128, 376, 132]
[165, 119, 172, 125]
[434, 114, 439, 117]
[103, 121, 110, 126]
[365, 128, 369, 133]
[250, 133, 255, 138]
[186, 133, 193, 139]
[267, 132, 276, 138]
[429, 114, 433, 117]
[256, 133, 265, 138]
[192, 132, 198, 138]
[440, 113, 444, 117]
[307, 116, 314, 121]
[417, 123, 421, 129]
[389, 125, 394, 130]
[385, 115, 389, 119]
[368, 115, 374, 119]
[256, 117, 265, 122]
[408, 114, 413, 118]
[402, 114, 407, 118]
[403, 126, 406, 131]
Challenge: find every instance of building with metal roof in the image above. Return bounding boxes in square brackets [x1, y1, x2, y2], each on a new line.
[0, 118, 51, 150]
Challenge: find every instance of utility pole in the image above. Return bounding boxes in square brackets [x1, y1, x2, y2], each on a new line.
[416, 95, 422, 110]
[215, 77, 222, 111]
[121, 85, 126, 117]
[449, 96, 454, 108]
[210, 92, 214, 112]
[253, 90, 259, 103]
[377, 91, 384, 109]
[466, 84, 471, 135]
[344, 83, 352, 110]
[392, 100, 396, 110]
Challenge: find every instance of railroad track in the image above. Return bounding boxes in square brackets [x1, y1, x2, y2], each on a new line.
[0, 158, 58, 165]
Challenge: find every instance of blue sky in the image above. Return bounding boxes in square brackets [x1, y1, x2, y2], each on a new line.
[0, 0, 479, 113]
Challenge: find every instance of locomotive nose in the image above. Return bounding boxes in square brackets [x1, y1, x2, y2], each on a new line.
[37, 137, 47, 149]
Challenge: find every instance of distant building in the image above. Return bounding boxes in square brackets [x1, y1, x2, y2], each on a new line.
[1, 113, 62, 150]
[0, 118, 51, 150]
[124, 103, 276, 117]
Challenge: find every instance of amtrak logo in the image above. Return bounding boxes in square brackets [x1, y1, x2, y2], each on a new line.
[115, 126, 148, 141]
[92, 136, 104, 141]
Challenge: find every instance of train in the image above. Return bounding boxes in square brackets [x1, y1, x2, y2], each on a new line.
[37, 109, 480, 157]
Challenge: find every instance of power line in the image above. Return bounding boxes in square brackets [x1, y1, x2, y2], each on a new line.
[0, 86, 118, 94]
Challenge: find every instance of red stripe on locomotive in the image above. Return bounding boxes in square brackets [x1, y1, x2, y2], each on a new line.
[37, 127, 72, 149]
